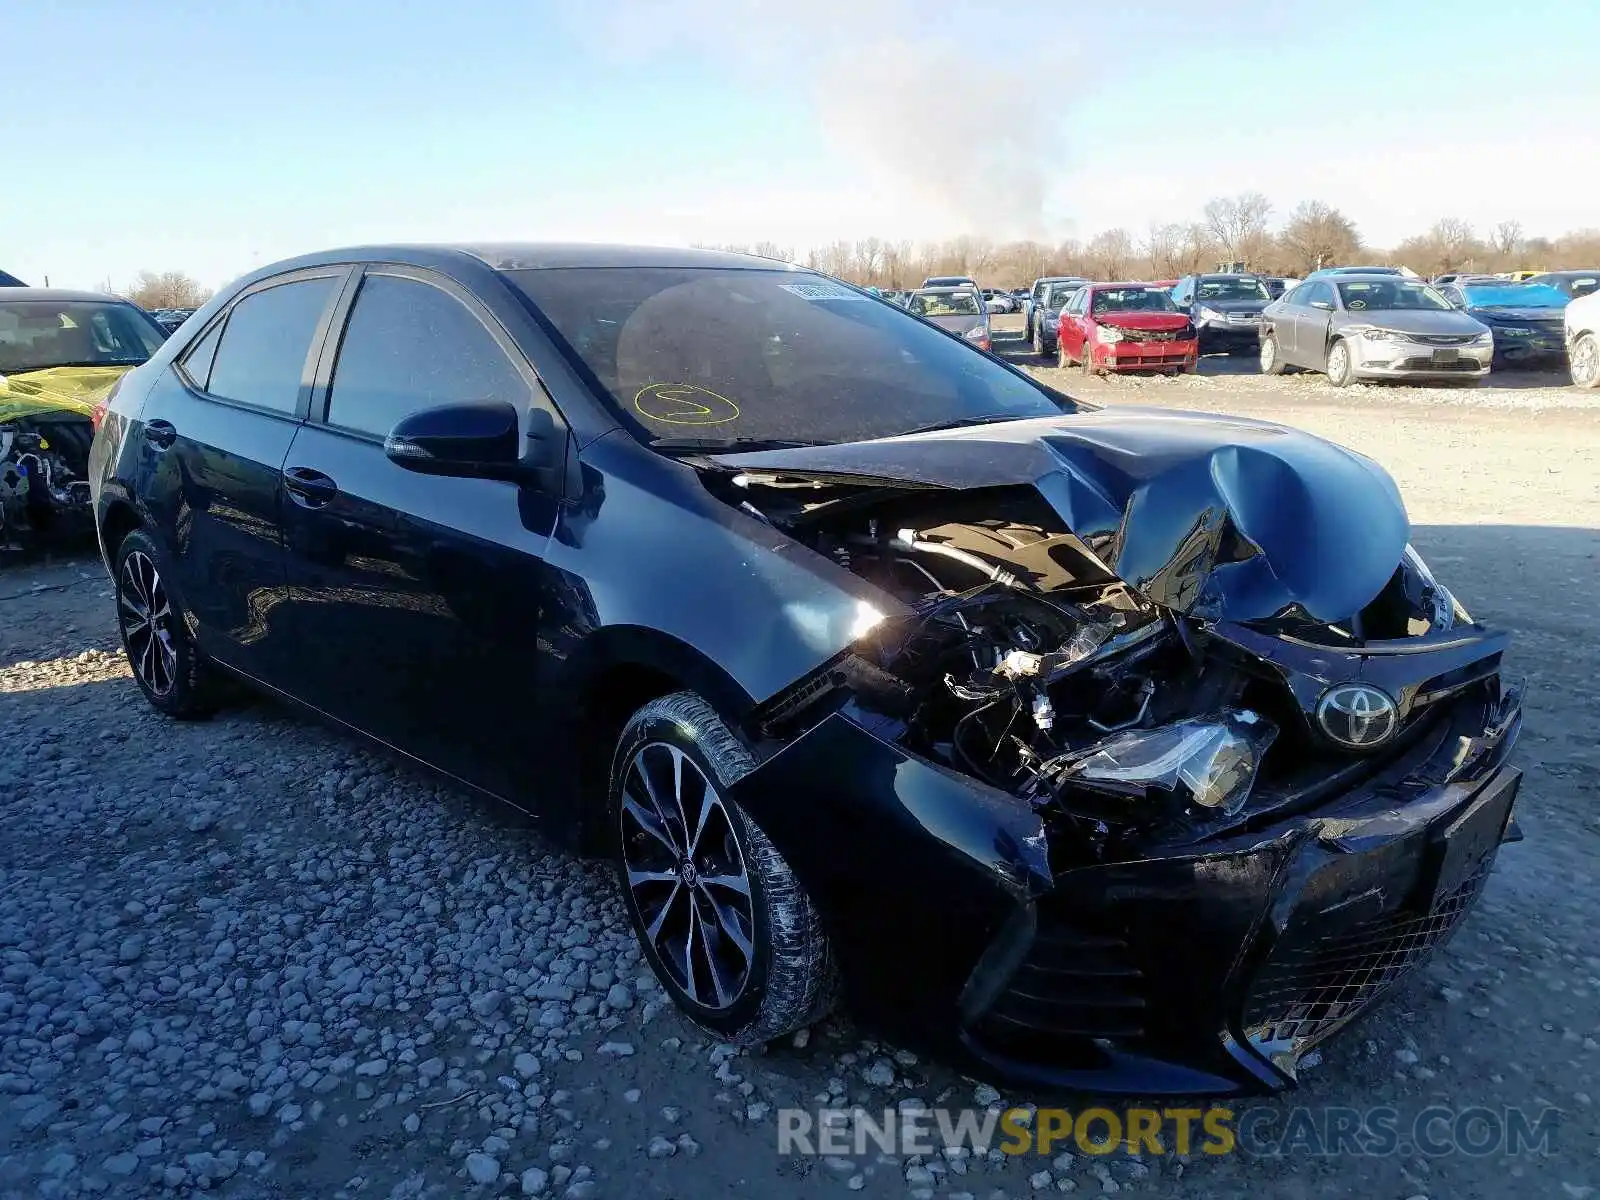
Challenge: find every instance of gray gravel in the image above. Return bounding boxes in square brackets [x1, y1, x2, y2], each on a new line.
[2, 359, 1598, 1197]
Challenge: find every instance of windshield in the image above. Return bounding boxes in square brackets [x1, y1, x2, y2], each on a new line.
[1196, 277, 1270, 302]
[1045, 283, 1083, 307]
[1461, 283, 1569, 309]
[1335, 280, 1453, 312]
[910, 291, 981, 317]
[507, 268, 1068, 448]
[0, 300, 165, 374]
[1090, 288, 1178, 315]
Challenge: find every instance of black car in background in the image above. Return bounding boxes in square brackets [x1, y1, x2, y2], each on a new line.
[1436, 280, 1569, 368]
[1169, 273, 1271, 355]
[1525, 269, 1600, 300]
[1028, 277, 1088, 357]
[91, 243, 1523, 1094]
[0, 268, 27, 287]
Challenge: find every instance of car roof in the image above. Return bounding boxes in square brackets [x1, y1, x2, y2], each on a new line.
[1535, 269, 1600, 278]
[0, 286, 133, 304]
[241, 243, 807, 281]
[912, 286, 977, 294]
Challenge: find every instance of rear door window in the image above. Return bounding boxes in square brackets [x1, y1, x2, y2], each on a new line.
[206, 277, 340, 414]
[325, 273, 529, 438]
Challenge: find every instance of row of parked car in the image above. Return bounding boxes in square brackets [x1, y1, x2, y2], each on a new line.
[1011, 267, 1600, 388]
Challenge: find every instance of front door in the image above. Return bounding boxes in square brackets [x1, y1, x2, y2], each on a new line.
[1297, 281, 1338, 366]
[276, 267, 565, 800]
[135, 270, 346, 683]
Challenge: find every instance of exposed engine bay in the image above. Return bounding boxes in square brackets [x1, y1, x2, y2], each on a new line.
[0, 419, 94, 549]
[723, 471, 1482, 868]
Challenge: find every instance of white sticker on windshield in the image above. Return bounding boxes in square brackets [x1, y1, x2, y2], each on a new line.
[780, 281, 866, 301]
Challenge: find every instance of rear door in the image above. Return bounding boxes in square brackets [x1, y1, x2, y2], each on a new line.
[276, 265, 566, 797]
[135, 269, 348, 684]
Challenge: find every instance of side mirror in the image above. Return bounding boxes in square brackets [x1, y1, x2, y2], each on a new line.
[385, 401, 556, 483]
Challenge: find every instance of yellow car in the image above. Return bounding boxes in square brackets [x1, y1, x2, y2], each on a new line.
[1, 289, 167, 545]
[1505, 270, 1542, 282]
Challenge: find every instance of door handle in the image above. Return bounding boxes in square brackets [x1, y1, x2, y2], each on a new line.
[282, 466, 339, 508]
[144, 419, 177, 450]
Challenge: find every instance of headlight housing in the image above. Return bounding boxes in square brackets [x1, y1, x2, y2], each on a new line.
[1197, 306, 1223, 323]
[1495, 325, 1534, 337]
[1471, 330, 1495, 346]
[963, 325, 989, 343]
[1403, 544, 1471, 628]
[1095, 324, 1123, 344]
[1063, 708, 1278, 817]
[1350, 325, 1402, 342]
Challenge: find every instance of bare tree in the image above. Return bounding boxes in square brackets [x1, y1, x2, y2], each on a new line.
[1142, 223, 1185, 278]
[1085, 229, 1135, 280]
[127, 271, 211, 310]
[1202, 193, 1273, 268]
[1431, 218, 1479, 271]
[749, 241, 795, 263]
[1278, 201, 1362, 274]
[1490, 220, 1523, 260]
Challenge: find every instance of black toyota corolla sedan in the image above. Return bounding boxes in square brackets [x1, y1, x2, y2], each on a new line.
[89, 244, 1524, 1095]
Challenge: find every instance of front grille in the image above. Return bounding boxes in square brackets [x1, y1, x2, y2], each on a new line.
[971, 903, 1146, 1064]
[1406, 333, 1475, 346]
[1225, 312, 1262, 324]
[1122, 329, 1183, 342]
[1398, 356, 1479, 371]
[1243, 863, 1491, 1051]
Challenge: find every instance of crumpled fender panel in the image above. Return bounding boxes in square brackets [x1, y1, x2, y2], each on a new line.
[715, 407, 1411, 624]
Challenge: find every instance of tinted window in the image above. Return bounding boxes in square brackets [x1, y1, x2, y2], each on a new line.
[1305, 283, 1337, 308]
[508, 267, 1067, 448]
[180, 319, 224, 390]
[1279, 285, 1307, 306]
[326, 274, 528, 437]
[207, 277, 338, 413]
[0, 300, 165, 374]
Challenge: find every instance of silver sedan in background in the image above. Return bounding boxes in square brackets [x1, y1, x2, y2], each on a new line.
[1259, 275, 1493, 385]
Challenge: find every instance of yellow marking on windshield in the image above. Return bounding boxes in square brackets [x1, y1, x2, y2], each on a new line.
[633, 382, 740, 426]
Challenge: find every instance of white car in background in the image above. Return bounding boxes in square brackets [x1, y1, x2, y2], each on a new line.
[1566, 288, 1600, 387]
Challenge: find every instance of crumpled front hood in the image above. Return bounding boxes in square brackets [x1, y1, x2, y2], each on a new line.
[716, 407, 1411, 624]
[0, 365, 132, 423]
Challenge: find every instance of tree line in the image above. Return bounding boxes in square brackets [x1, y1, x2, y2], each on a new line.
[701, 196, 1600, 288]
[108, 201, 1600, 306]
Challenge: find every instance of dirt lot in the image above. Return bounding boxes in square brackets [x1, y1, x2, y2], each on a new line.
[2, 332, 1598, 1199]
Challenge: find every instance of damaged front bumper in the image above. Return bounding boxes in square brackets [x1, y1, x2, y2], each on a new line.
[731, 639, 1522, 1096]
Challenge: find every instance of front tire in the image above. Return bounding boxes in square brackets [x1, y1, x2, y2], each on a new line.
[1033, 320, 1047, 358]
[610, 692, 836, 1045]
[1260, 332, 1286, 376]
[1570, 332, 1600, 389]
[1325, 338, 1354, 387]
[113, 530, 222, 719]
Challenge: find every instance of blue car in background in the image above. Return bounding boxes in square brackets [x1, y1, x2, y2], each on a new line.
[1435, 281, 1570, 368]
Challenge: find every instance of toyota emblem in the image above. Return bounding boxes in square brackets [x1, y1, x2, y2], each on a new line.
[1316, 684, 1399, 749]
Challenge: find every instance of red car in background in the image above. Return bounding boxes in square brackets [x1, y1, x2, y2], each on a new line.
[1057, 282, 1198, 375]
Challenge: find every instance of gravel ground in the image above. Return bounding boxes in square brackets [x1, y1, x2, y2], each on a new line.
[2, 334, 1598, 1198]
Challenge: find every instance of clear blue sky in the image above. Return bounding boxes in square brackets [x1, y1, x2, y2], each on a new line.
[4, 0, 1597, 289]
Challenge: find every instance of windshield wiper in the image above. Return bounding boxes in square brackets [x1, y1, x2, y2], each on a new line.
[649, 436, 821, 454]
[897, 413, 1025, 437]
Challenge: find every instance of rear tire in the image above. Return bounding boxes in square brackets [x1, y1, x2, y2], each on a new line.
[610, 692, 837, 1045]
[1570, 332, 1600, 388]
[1260, 333, 1286, 376]
[1325, 338, 1354, 387]
[113, 529, 222, 719]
